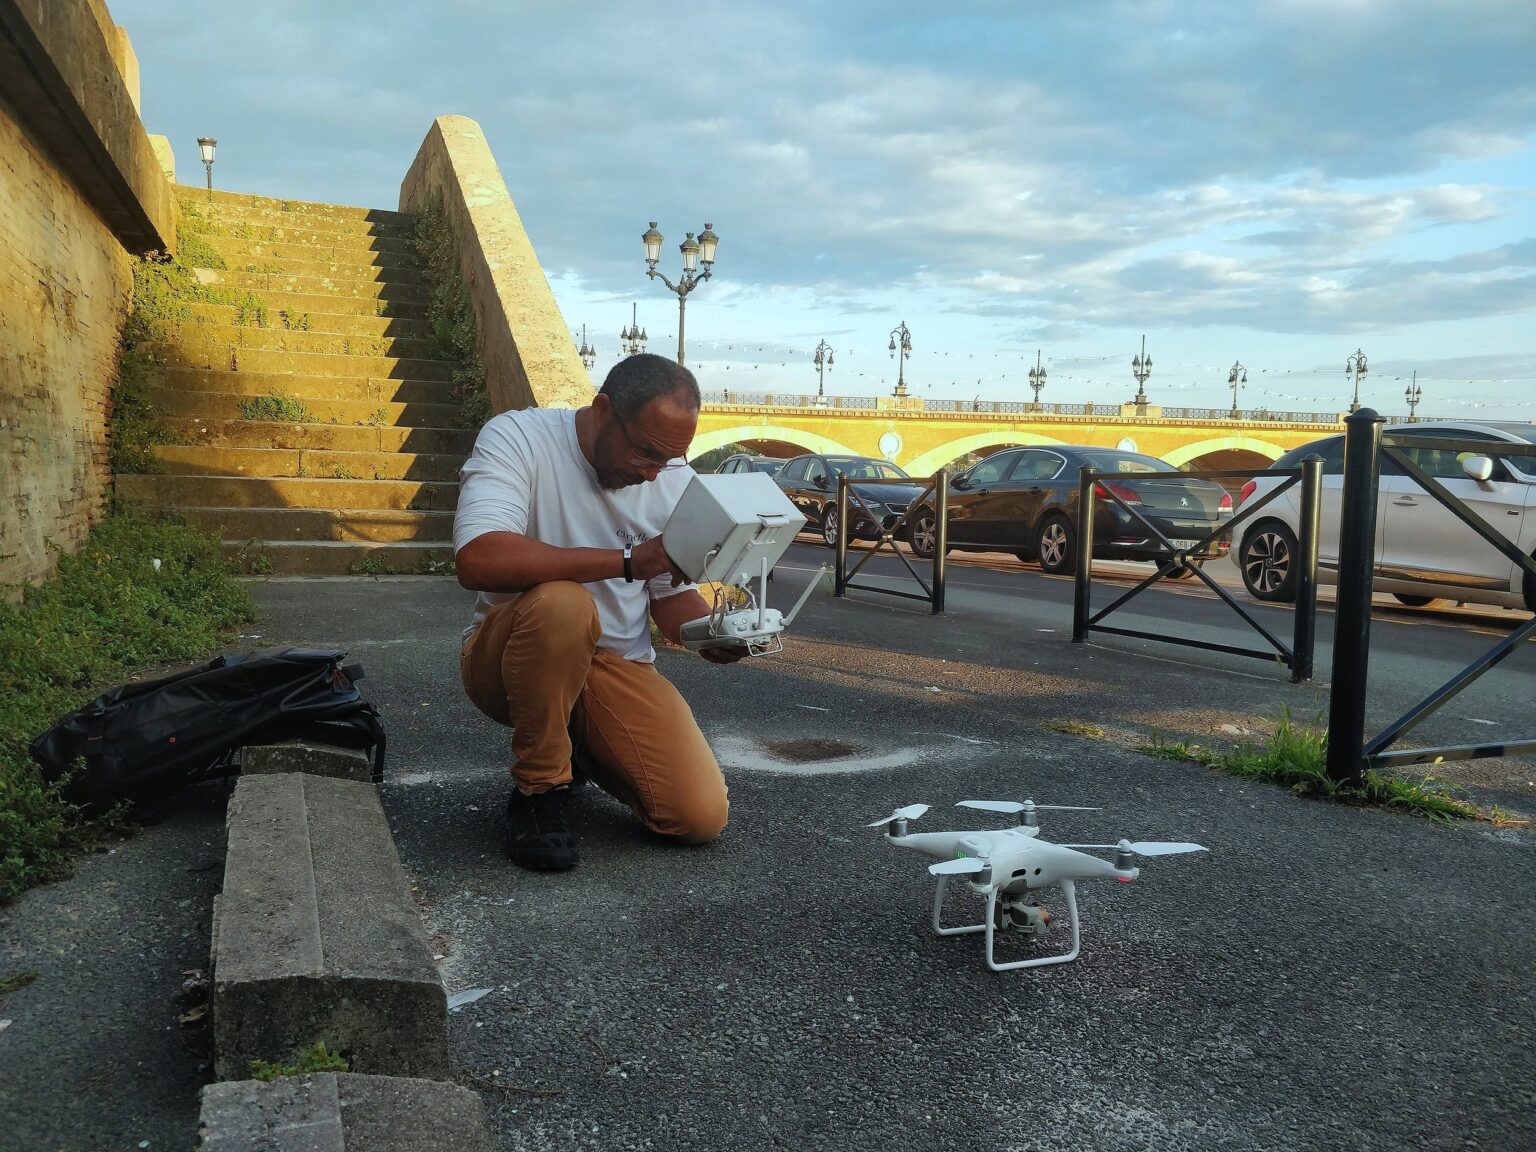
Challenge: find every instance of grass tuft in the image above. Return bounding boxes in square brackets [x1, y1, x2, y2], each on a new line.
[240, 394, 315, 423]
[249, 1041, 350, 1082]
[0, 515, 255, 903]
[1137, 708, 1515, 824]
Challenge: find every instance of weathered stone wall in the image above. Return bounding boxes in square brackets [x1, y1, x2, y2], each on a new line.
[0, 103, 133, 588]
[399, 116, 591, 415]
[0, 0, 173, 589]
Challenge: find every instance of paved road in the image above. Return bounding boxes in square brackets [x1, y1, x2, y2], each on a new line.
[4, 566, 1533, 1151]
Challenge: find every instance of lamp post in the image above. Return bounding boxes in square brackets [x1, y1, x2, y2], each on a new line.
[813, 339, 834, 406]
[1028, 349, 1047, 410]
[620, 303, 647, 357]
[1130, 334, 1152, 407]
[577, 325, 596, 371]
[889, 321, 913, 397]
[197, 137, 217, 201]
[1227, 360, 1247, 418]
[1346, 348, 1368, 413]
[1405, 370, 1422, 421]
[642, 221, 718, 367]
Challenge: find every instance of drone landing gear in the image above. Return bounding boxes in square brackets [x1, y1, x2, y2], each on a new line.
[931, 877, 1082, 972]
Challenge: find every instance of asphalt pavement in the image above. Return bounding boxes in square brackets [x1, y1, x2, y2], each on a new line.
[3, 549, 1534, 1151]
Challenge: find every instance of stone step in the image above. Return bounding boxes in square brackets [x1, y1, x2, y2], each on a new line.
[118, 472, 459, 512]
[225, 539, 456, 576]
[212, 774, 449, 1080]
[149, 368, 458, 405]
[180, 200, 417, 243]
[181, 506, 455, 544]
[138, 341, 456, 382]
[151, 321, 445, 364]
[160, 417, 474, 456]
[186, 251, 427, 286]
[201, 234, 424, 274]
[152, 444, 464, 482]
[199, 1073, 492, 1151]
[188, 289, 429, 322]
[184, 216, 419, 255]
[197, 268, 429, 304]
[145, 386, 463, 429]
[190, 186, 414, 228]
[183, 302, 432, 340]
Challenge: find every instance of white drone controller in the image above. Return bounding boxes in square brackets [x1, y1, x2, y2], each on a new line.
[661, 473, 819, 658]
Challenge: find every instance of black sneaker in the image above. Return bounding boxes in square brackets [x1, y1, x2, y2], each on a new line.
[505, 785, 579, 871]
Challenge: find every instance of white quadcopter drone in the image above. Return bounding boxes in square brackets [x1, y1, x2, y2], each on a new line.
[868, 799, 1206, 972]
[662, 473, 825, 656]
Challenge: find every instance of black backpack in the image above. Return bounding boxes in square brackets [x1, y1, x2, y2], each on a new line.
[29, 647, 387, 815]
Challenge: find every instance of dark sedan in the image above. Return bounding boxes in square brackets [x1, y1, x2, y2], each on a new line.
[908, 445, 1232, 576]
[774, 454, 928, 548]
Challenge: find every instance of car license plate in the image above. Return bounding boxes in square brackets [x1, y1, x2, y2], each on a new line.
[1169, 538, 1199, 550]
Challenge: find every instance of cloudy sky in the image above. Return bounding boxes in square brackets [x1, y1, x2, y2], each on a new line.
[117, 0, 1536, 419]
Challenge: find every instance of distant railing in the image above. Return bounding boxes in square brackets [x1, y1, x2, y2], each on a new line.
[700, 390, 1363, 424]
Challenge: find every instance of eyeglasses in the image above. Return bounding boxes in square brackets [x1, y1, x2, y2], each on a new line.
[613, 409, 689, 471]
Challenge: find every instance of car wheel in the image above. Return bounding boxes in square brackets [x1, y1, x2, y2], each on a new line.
[909, 508, 939, 559]
[1164, 559, 1202, 581]
[1239, 520, 1298, 602]
[1036, 515, 1076, 576]
[820, 508, 840, 548]
[1392, 593, 1451, 608]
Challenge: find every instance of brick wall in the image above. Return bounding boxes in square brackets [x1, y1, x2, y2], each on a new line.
[0, 101, 133, 589]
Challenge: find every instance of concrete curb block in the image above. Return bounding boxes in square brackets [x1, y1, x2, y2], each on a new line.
[199, 1073, 491, 1150]
[212, 773, 448, 1081]
[241, 741, 373, 782]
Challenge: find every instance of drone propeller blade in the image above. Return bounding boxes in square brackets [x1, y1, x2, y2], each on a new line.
[1063, 841, 1208, 857]
[956, 799, 1102, 814]
[928, 857, 988, 876]
[865, 803, 930, 828]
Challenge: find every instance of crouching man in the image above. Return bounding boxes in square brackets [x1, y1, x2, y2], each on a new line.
[454, 354, 743, 871]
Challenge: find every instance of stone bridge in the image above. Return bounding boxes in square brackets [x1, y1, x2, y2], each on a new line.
[688, 391, 1350, 474]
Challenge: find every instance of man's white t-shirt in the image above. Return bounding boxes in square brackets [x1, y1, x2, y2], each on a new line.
[452, 407, 697, 662]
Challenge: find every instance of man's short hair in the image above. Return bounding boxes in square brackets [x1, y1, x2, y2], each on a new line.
[600, 354, 700, 421]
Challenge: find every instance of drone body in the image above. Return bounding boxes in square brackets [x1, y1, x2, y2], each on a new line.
[867, 800, 1206, 973]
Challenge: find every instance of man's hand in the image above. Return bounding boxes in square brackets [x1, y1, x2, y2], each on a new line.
[631, 536, 689, 586]
[699, 644, 750, 665]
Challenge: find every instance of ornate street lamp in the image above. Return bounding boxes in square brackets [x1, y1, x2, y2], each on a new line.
[577, 324, 596, 371]
[1028, 349, 1047, 410]
[1227, 360, 1247, 418]
[1130, 334, 1152, 406]
[197, 137, 217, 201]
[889, 321, 913, 397]
[813, 339, 834, 406]
[1405, 370, 1422, 421]
[642, 220, 718, 367]
[1346, 348, 1368, 413]
[619, 303, 647, 357]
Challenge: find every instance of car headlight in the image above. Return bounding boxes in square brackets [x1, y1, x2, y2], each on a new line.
[855, 500, 887, 518]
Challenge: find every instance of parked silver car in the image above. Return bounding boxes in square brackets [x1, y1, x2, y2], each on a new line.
[1237, 420, 1536, 610]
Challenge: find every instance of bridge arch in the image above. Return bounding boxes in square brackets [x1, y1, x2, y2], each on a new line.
[688, 423, 860, 462]
[1162, 435, 1288, 469]
[903, 431, 1067, 478]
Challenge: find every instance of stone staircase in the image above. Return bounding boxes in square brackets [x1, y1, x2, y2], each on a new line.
[116, 187, 475, 575]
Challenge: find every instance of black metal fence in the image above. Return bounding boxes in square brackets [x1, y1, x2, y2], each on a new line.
[832, 474, 948, 614]
[1326, 410, 1536, 783]
[1071, 458, 1323, 681]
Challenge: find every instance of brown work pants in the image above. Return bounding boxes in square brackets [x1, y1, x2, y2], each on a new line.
[459, 580, 728, 843]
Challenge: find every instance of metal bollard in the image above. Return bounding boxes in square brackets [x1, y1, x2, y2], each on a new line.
[932, 471, 949, 615]
[1071, 467, 1096, 643]
[1325, 409, 1385, 785]
[834, 477, 850, 598]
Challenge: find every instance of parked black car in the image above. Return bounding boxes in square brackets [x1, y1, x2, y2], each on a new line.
[774, 454, 927, 547]
[908, 445, 1233, 576]
[715, 453, 789, 477]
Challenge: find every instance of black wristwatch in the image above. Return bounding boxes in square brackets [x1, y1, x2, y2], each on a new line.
[622, 544, 634, 583]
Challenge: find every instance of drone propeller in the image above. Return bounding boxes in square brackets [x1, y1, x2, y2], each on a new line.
[928, 856, 988, 876]
[1062, 840, 1207, 857]
[957, 799, 1101, 814]
[865, 803, 930, 828]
